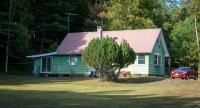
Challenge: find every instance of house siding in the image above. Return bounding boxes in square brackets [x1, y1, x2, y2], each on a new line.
[122, 37, 166, 75]
[33, 55, 88, 75]
[149, 41, 165, 75]
[52, 55, 67, 74]
[33, 58, 41, 74]
[33, 46, 165, 76]
[65, 55, 88, 75]
[123, 54, 150, 75]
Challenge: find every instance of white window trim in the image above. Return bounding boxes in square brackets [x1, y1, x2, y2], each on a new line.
[138, 54, 145, 65]
[69, 55, 77, 66]
[154, 54, 161, 66]
[40, 57, 53, 73]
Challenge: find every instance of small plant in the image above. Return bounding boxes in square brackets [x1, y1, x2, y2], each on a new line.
[163, 75, 170, 78]
[69, 68, 75, 78]
[125, 73, 133, 78]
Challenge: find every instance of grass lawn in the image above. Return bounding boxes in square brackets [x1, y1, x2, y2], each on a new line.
[0, 74, 199, 108]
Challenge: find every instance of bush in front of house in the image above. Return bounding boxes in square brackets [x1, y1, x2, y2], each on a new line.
[82, 37, 136, 81]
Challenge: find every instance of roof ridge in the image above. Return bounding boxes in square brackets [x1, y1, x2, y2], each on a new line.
[68, 28, 161, 34]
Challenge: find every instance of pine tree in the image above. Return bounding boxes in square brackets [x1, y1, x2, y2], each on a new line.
[31, 0, 76, 53]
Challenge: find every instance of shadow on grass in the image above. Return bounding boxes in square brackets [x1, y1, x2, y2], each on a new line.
[0, 73, 167, 85]
[0, 74, 96, 85]
[118, 77, 165, 84]
[0, 89, 199, 108]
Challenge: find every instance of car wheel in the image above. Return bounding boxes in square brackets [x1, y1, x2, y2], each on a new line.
[171, 77, 174, 79]
[194, 76, 198, 80]
[185, 75, 189, 80]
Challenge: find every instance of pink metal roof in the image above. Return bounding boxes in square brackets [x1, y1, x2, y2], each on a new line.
[56, 28, 162, 55]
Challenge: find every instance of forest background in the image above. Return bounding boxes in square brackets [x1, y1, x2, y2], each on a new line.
[0, 0, 199, 73]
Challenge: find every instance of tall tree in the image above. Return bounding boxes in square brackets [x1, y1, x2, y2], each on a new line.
[84, 1, 108, 31]
[0, 0, 33, 71]
[105, 0, 156, 30]
[31, 0, 71, 53]
[188, 0, 200, 20]
[170, 16, 198, 67]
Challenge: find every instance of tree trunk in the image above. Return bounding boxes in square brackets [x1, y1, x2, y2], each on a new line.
[117, 67, 121, 77]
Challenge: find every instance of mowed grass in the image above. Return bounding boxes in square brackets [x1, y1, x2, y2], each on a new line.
[0, 74, 200, 108]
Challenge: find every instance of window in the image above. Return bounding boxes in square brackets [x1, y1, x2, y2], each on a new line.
[41, 57, 52, 72]
[138, 54, 145, 64]
[154, 54, 161, 66]
[70, 55, 76, 65]
[156, 37, 160, 44]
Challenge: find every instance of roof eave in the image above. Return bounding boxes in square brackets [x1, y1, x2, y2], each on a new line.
[165, 54, 169, 57]
[26, 52, 57, 58]
[159, 31, 169, 57]
[151, 30, 169, 57]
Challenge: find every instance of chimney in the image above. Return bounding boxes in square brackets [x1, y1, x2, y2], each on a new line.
[97, 26, 102, 39]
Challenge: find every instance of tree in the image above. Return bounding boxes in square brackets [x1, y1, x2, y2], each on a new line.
[117, 39, 136, 76]
[46, 42, 58, 53]
[84, 1, 108, 31]
[31, 0, 77, 53]
[188, 0, 200, 21]
[82, 37, 120, 80]
[170, 16, 198, 67]
[105, 0, 156, 30]
[0, 0, 33, 71]
[82, 37, 136, 81]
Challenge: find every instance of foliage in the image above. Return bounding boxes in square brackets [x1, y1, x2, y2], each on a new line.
[84, 1, 108, 31]
[117, 39, 136, 76]
[46, 42, 58, 53]
[31, 0, 71, 53]
[0, 0, 33, 70]
[188, 0, 200, 21]
[105, 0, 158, 30]
[82, 37, 136, 81]
[170, 16, 198, 67]
[82, 37, 120, 80]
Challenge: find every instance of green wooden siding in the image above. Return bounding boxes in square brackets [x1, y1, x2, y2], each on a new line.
[33, 55, 88, 75]
[124, 54, 149, 74]
[33, 58, 41, 74]
[63, 55, 88, 75]
[52, 55, 68, 74]
[149, 41, 165, 75]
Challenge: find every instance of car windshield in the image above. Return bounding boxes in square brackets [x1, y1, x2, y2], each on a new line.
[176, 67, 189, 71]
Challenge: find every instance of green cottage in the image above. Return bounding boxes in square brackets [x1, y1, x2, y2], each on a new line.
[27, 27, 169, 77]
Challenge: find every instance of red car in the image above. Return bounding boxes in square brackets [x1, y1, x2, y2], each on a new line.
[171, 67, 198, 80]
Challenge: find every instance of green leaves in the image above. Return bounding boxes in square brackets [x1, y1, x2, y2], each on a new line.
[82, 37, 120, 80]
[119, 39, 136, 68]
[82, 37, 119, 67]
[105, 0, 159, 30]
[170, 16, 198, 66]
[84, 1, 108, 31]
[82, 36, 136, 80]
[31, 0, 80, 53]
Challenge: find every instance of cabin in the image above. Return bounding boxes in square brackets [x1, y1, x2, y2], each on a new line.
[26, 27, 169, 77]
